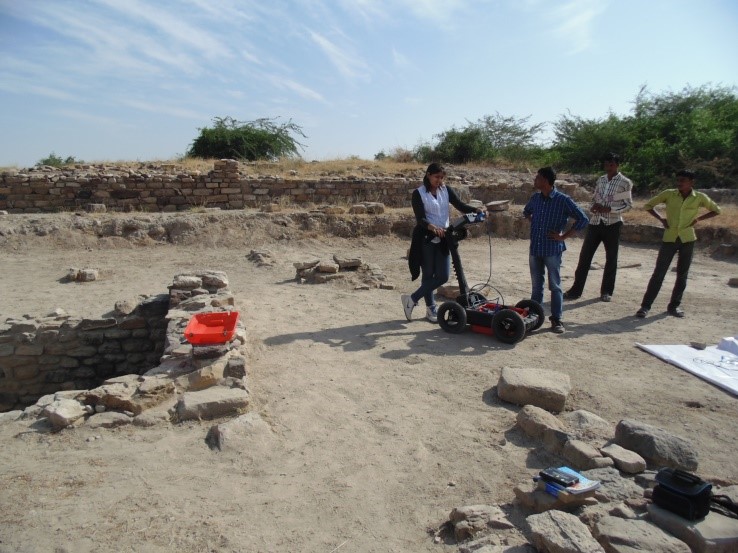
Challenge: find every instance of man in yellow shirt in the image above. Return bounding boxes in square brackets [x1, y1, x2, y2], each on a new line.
[636, 170, 721, 318]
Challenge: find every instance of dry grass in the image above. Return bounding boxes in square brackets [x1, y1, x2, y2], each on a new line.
[2, 156, 427, 177]
[240, 157, 425, 178]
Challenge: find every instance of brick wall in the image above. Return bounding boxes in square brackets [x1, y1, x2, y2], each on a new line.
[0, 160, 416, 213]
[2, 160, 734, 214]
[0, 160, 598, 213]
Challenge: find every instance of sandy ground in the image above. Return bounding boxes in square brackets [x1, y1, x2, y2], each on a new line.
[1, 213, 737, 553]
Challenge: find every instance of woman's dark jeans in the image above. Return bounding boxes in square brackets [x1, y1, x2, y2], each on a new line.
[410, 240, 450, 307]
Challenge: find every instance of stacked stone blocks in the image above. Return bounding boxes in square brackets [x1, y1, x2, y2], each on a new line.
[0, 296, 168, 411]
[0, 160, 418, 213]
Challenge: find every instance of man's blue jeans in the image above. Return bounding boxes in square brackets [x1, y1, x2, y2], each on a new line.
[529, 253, 563, 321]
[411, 241, 450, 307]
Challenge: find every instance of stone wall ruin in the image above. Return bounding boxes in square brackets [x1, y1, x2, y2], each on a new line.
[0, 270, 238, 413]
[0, 160, 594, 213]
[2, 160, 735, 215]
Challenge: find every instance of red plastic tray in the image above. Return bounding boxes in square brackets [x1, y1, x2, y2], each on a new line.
[183, 311, 240, 345]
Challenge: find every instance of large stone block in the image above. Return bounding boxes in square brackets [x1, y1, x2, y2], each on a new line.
[563, 439, 613, 470]
[600, 443, 647, 474]
[497, 367, 571, 413]
[174, 387, 250, 421]
[42, 398, 87, 430]
[516, 404, 567, 439]
[615, 419, 698, 471]
[593, 515, 691, 553]
[648, 503, 738, 553]
[205, 412, 273, 451]
[527, 510, 605, 552]
[448, 504, 515, 541]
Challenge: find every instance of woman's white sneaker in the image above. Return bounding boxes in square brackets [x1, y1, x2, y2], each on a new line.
[426, 305, 438, 323]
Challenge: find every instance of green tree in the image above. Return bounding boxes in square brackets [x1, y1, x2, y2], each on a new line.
[552, 85, 738, 190]
[628, 85, 738, 188]
[552, 113, 630, 173]
[415, 113, 545, 164]
[187, 116, 307, 161]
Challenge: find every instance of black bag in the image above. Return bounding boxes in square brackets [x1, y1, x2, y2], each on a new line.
[653, 468, 712, 521]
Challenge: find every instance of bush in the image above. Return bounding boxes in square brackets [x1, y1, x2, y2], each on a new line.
[552, 113, 630, 173]
[375, 148, 416, 163]
[414, 113, 545, 165]
[552, 85, 738, 190]
[186, 116, 306, 161]
[36, 153, 82, 167]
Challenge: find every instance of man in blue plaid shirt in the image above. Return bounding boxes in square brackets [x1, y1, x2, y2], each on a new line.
[523, 167, 589, 334]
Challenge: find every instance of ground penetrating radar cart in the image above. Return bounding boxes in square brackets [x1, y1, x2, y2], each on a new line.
[436, 211, 544, 344]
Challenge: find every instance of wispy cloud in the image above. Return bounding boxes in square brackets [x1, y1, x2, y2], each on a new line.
[55, 108, 130, 127]
[240, 48, 263, 66]
[308, 29, 370, 82]
[399, 0, 469, 23]
[1, 2, 199, 76]
[267, 75, 327, 103]
[551, 0, 606, 54]
[514, 0, 605, 54]
[338, 0, 471, 26]
[0, 79, 78, 101]
[337, 0, 391, 24]
[392, 48, 412, 69]
[183, 0, 259, 24]
[95, 0, 232, 60]
[119, 99, 206, 120]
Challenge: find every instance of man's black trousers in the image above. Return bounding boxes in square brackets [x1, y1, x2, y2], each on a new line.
[569, 221, 623, 297]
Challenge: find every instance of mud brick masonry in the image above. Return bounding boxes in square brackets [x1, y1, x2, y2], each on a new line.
[3, 159, 736, 214]
[1, 160, 420, 212]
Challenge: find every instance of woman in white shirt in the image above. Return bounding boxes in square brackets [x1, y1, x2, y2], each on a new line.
[402, 163, 482, 322]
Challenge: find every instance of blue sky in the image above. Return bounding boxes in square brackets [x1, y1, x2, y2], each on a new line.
[1, 0, 736, 168]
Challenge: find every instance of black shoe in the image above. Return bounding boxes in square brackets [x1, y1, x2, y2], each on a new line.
[667, 306, 685, 318]
[550, 318, 565, 334]
[563, 290, 580, 300]
[636, 308, 648, 318]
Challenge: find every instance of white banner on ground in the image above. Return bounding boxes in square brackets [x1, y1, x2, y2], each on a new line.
[636, 336, 738, 397]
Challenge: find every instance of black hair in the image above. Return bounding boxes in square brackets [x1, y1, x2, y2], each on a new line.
[423, 162, 446, 188]
[603, 152, 620, 164]
[537, 166, 557, 187]
[676, 169, 696, 180]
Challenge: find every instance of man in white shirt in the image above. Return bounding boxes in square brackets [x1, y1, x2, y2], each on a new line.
[564, 153, 633, 302]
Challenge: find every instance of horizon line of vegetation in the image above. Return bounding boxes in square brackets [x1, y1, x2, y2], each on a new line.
[36, 84, 738, 193]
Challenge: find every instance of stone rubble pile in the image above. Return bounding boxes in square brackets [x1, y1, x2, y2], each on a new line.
[0, 270, 262, 438]
[294, 254, 394, 289]
[437, 366, 738, 552]
[247, 248, 277, 267]
[66, 267, 99, 282]
[0, 297, 169, 411]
